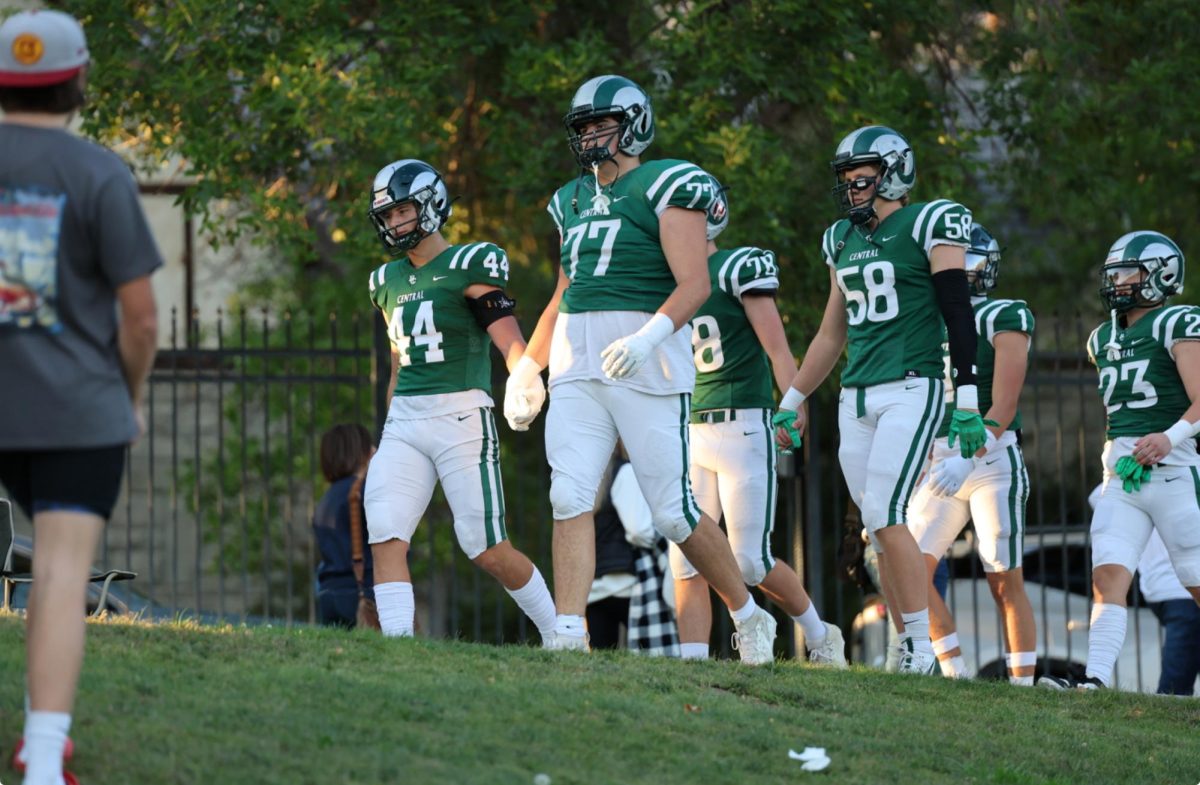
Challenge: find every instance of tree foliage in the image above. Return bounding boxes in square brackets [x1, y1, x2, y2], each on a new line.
[61, 0, 987, 340]
[59, 0, 1200, 324]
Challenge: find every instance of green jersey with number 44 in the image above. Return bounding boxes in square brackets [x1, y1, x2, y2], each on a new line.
[547, 159, 721, 314]
[823, 199, 974, 388]
[692, 247, 780, 411]
[1087, 304, 1200, 439]
[937, 298, 1036, 437]
[368, 242, 510, 397]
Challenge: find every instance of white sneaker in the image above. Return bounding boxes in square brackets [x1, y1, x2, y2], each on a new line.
[884, 643, 903, 673]
[543, 632, 590, 652]
[807, 623, 848, 669]
[897, 648, 938, 675]
[732, 607, 777, 665]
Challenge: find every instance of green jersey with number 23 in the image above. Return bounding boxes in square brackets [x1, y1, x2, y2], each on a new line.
[1087, 304, 1200, 439]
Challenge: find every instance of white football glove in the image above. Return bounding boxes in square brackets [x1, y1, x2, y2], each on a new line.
[928, 454, 975, 497]
[600, 313, 675, 380]
[503, 355, 545, 432]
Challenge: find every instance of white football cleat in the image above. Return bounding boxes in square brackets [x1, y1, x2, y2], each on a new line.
[732, 607, 777, 666]
[543, 632, 590, 652]
[807, 622, 848, 669]
[897, 648, 938, 675]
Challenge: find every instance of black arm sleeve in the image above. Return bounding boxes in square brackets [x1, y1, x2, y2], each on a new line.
[467, 289, 517, 329]
[932, 268, 977, 388]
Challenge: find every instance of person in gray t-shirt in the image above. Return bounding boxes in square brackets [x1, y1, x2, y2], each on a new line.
[0, 10, 161, 785]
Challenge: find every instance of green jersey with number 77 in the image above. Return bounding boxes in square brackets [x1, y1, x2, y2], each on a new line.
[823, 199, 973, 388]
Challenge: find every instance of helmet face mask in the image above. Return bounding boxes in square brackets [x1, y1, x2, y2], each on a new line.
[1099, 231, 1185, 313]
[965, 223, 1001, 296]
[565, 113, 626, 169]
[703, 173, 730, 241]
[368, 160, 452, 256]
[829, 125, 915, 225]
[563, 75, 655, 169]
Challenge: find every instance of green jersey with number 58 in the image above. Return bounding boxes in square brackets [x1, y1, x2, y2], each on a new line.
[692, 247, 780, 411]
[546, 159, 720, 314]
[368, 242, 510, 397]
[823, 199, 973, 388]
[1087, 304, 1200, 439]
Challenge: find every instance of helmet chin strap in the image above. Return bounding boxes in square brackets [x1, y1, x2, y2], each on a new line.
[1103, 308, 1123, 362]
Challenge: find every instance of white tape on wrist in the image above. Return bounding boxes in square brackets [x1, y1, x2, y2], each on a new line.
[1164, 419, 1198, 449]
[779, 387, 807, 411]
[512, 354, 542, 382]
[636, 312, 676, 348]
[955, 384, 979, 411]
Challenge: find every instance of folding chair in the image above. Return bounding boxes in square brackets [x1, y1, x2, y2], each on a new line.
[1, 498, 137, 616]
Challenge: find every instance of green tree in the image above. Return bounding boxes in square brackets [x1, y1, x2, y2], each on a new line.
[976, 0, 1200, 312]
[68, 0, 989, 334]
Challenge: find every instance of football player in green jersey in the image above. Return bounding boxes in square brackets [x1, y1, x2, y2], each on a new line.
[670, 177, 847, 666]
[906, 225, 1038, 685]
[506, 74, 777, 663]
[773, 125, 986, 675]
[1039, 231, 1200, 691]
[360, 159, 557, 644]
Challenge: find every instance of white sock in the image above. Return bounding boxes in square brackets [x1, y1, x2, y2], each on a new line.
[1005, 651, 1037, 682]
[505, 568, 556, 638]
[679, 642, 709, 660]
[554, 614, 586, 638]
[793, 603, 826, 646]
[18, 690, 30, 766]
[931, 633, 959, 657]
[1085, 603, 1126, 687]
[374, 581, 415, 637]
[939, 656, 969, 678]
[22, 711, 71, 785]
[729, 596, 758, 625]
[899, 609, 932, 653]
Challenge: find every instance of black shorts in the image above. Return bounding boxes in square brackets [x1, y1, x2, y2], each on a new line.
[0, 445, 127, 520]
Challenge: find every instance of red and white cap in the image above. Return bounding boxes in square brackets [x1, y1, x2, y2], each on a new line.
[0, 10, 89, 87]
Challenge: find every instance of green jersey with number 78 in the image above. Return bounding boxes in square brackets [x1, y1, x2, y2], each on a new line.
[368, 241, 510, 397]
[822, 199, 973, 388]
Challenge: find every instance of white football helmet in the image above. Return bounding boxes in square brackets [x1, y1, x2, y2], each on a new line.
[368, 159, 451, 254]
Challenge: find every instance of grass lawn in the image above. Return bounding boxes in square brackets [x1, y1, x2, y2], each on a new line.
[1, 614, 1197, 784]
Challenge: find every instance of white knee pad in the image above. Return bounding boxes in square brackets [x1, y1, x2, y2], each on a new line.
[860, 490, 888, 534]
[653, 514, 696, 545]
[735, 552, 768, 587]
[1172, 547, 1200, 587]
[549, 472, 593, 521]
[669, 541, 699, 580]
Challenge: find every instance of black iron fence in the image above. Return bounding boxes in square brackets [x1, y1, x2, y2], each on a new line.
[2, 309, 1178, 692]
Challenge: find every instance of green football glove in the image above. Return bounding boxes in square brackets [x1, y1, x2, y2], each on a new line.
[947, 411, 999, 459]
[772, 410, 802, 452]
[1114, 455, 1152, 493]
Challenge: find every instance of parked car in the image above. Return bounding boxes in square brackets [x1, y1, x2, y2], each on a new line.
[850, 530, 1164, 693]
